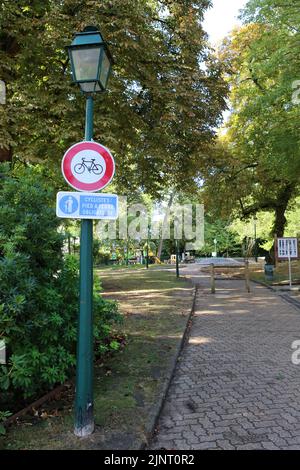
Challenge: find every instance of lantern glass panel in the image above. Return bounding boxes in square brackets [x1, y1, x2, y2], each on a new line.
[71, 46, 101, 82]
[99, 50, 111, 89]
[80, 82, 101, 93]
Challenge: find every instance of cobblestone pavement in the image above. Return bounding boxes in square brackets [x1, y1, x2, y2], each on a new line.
[150, 268, 300, 450]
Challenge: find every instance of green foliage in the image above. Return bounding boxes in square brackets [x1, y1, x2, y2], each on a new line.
[93, 275, 121, 356]
[200, 218, 241, 257]
[0, 410, 11, 435]
[0, 0, 227, 196]
[0, 165, 121, 402]
[203, 0, 300, 238]
[93, 239, 113, 266]
[285, 198, 300, 239]
[93, 238, 129, 267]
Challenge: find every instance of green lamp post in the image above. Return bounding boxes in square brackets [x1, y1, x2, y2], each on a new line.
[146, 225, 150, 269]
[175, 239, 180, 278]
[67, 26, 113, 437]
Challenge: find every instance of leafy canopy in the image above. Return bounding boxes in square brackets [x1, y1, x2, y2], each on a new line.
[202, 0, 300, 238]
[0, 0, 227, 196]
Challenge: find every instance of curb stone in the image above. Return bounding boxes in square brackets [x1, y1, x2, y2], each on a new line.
[141, 284, 198, 450]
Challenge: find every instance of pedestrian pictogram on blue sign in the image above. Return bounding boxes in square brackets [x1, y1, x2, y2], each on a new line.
[56, 192, 118, 220]
[59, 195, 79, 215]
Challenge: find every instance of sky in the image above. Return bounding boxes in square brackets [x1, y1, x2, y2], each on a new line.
[203, 0, 248, 46]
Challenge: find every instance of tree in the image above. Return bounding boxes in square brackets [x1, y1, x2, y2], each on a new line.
[0, 0, 227, 196]
[199, 217, 241, 257]
[203, 1, 300, 242]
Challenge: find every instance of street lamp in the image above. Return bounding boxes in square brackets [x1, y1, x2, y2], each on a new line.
[67, 26, 113, 437]
[67, 26, 113, 94]
[173, 214, 180, 278]
[146, 232, 149, 270]
[175, 239, 180, 278]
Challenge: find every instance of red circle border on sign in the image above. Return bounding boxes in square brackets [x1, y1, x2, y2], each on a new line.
[61, 141, 115, 192]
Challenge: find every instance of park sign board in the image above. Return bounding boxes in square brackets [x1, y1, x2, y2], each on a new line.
[61, 141, 115, 192]
[56, 192, 118, 220]
[277, 237, 298, 259]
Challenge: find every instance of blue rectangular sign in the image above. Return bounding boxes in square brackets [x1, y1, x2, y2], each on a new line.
[56, 192, 118, 220]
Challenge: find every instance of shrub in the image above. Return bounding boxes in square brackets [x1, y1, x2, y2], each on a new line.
[93, 240, 111, 266]
[0, 411, 11, 435]
[0, 164, 121, 402]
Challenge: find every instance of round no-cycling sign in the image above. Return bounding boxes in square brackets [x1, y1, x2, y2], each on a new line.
[61, 141, 115, 192]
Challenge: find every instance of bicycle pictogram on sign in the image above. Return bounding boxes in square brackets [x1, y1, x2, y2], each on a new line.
[74, 158, 103, 176]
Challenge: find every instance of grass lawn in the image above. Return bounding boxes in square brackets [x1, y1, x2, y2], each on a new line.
[250, 260, 300, 286]
[1, 266, 193, 450]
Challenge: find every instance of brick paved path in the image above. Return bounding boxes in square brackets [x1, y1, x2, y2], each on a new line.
[150, 268, 300, 450]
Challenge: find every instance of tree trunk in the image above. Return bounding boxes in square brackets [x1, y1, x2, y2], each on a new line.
[272, 184, 294, 238]
[273, 205, 287, 239]
[0, 147, 12, 162]
[270, 184, 294, 263]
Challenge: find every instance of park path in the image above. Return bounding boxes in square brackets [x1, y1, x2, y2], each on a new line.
[150, 266, 300, 450]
